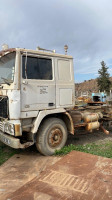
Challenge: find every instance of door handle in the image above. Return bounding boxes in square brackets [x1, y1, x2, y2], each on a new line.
[48, 103, 54, 106]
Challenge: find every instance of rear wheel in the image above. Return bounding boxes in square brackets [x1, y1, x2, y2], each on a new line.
[35, 118, 68, 155]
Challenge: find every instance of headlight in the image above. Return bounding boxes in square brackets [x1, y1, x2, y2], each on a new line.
[4, 123, 14, 135]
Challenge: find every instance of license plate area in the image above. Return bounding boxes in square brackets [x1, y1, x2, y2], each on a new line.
[3, 136, 11, 145]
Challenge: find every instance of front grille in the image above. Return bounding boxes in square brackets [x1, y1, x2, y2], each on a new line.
[0, 96, 8, 118]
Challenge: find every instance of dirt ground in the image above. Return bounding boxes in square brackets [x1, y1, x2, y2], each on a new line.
[67, 129, 112, 146]
[1, 128, 112, 158]
[1, 129, 112, 199]
[0, 152, 61, 200]
[7, 151, 112, 200]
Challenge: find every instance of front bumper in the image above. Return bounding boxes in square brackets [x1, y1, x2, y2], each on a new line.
[0, 131, 34, 149]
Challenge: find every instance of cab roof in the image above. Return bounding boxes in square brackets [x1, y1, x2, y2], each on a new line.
[0, 48, 73, 59]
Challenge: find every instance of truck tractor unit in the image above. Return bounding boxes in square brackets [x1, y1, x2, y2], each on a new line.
[0, 45, 107, 155]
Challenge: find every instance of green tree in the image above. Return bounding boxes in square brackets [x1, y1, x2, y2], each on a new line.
[97, 61, 111, 93]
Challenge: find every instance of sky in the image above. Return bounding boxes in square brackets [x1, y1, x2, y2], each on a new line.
[0, 0, 112, 83]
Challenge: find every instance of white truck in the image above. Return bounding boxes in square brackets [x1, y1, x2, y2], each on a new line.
[0, 45, 102, 155]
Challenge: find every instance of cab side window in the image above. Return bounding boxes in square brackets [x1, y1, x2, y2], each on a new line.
[22, 56, 52, 80]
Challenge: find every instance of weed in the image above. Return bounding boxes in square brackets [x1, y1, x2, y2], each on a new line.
[0, 143, 19, 166]
[55, 141, 112, 158]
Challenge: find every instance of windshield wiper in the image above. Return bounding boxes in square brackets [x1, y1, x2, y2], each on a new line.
[1, 77, 12, 86]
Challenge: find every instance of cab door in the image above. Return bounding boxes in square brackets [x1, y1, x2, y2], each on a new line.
[55, 58, 75, 108]
[21, 54, 55, 112]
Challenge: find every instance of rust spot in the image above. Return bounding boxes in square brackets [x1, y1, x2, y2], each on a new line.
[100, 124, 109, 135]
[23, 87, 26, 91]
[0, 48, 16, 57]
[65, 112, 74, 135]
[48, 128, 63, 147]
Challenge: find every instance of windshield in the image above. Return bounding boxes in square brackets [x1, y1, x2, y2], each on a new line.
[0, 52, 15, 84]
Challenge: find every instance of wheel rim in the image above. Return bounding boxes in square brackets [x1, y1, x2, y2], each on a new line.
[48, 128, 63, 148]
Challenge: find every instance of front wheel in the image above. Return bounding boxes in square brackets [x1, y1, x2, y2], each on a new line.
[35, 118, 68, 156]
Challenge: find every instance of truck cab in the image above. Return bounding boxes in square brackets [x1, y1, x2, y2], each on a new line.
[0, 46, 75, 155]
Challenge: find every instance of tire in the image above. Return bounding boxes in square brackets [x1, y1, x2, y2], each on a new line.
[35, 118, 68, 156]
